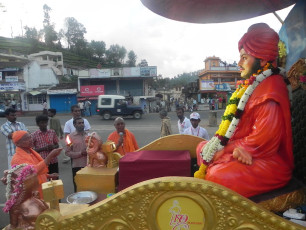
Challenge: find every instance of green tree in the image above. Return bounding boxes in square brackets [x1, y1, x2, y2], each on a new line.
[90, 40, 106, 59]
[24, 26, 39, 40]
[138, 59, 148, 67]
[105, 44, 127, 67]
[126, 50, 137, 67]
[63, 17, 87, 50]
[42, 4, 57, 47]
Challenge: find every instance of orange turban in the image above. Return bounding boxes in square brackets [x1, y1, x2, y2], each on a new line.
[238, 23, 279, 62]
[12, 130, 28, 144]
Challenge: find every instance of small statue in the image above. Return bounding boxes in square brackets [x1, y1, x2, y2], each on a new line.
[102, 140, 122, 168]
[85, 132, 122, 168]
[85, 132, 108, 168]
[1, 164, 49, 230]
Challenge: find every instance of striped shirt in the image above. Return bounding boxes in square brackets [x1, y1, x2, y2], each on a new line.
[1, 121, 28, 157]
[31, 129, 59, 164]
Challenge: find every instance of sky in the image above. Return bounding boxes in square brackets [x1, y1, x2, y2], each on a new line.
[0, 0, 294, 78]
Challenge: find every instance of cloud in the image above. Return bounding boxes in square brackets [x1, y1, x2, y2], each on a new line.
[0, 0, 293, 78]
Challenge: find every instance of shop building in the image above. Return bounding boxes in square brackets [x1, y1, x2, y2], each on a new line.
[198, 56, 242, 100]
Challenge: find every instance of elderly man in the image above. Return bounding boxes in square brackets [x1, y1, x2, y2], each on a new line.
[1, 108, 28, 169]
[196, 23, 293, 198]
[107, 117, 139, 156]
[10, 130, 62, 197]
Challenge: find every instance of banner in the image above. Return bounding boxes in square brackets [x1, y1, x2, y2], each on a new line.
[0, 82, 25, 91]
[200, 80, 215, 90]
[215, 83, 231, 91]
[89, 69, 111, 78]
[5, 76, 18, 82]
[140, 67, 157, 77]
[80, 85, 105, 96]
[123, 67, 140, 77]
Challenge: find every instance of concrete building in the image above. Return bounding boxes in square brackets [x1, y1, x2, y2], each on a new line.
[0, 53, 29, 112]
[198, 56, 242, 100]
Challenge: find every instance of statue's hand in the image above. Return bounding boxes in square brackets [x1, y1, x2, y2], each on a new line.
[233, 147, 252, 165]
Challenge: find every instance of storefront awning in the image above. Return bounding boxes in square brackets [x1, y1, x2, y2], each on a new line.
[28, 91, 42, 96]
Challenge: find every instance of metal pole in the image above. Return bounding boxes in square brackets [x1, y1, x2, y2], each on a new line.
[272, 11, 284, 24]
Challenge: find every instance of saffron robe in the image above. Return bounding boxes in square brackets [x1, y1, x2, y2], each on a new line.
[107, 129, 139, 156]
[11, 147, 49, 197]
[197, 75, 294, 197]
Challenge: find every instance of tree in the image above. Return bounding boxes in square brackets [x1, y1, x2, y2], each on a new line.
[126, 50, 137, 67]
[63, 17, 87, 50]
[24, 26, 39, 40]
[42, 4, 57, 47]
[138, 59, 148, 67]
[105, 44, 127, 67]
[90, 40, 106, 59]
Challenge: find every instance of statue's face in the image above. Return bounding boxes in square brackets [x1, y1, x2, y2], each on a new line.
[85, 136, 100, 154]
[238, 48, 257, 79]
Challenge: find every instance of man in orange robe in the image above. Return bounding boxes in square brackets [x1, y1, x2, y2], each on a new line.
[107, 117, 139, 156]
[11, 130, 62, 197]
[197, 23, 294, 197]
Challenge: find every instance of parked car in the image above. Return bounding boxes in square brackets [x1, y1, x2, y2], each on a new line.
[96, 95, 143, 120]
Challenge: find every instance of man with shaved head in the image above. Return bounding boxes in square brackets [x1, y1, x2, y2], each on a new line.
[107, 117, 139, 156]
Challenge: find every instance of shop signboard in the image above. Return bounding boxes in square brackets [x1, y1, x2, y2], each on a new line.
[47, 89, 77, 95]
[0, 82, 25, 91]
[123, 67, 141, 77]
[140, 66, 157, 77]
[89, 69, 111, 78]
[215, 83, 231, 91]
[5, 76, 18, 82]
[80, 85, 104, 96]
[0, 72, 2, 81]
[200, 80, 215, 90]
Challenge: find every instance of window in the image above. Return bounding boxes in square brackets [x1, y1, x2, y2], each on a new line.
[101, 98, 111, 105]
[28, 94, 44, 104]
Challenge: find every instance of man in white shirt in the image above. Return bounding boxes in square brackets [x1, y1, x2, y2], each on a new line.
[183, 112, 210, 140]
[176, 107, 191, 134]
[62, 104, 91, 163]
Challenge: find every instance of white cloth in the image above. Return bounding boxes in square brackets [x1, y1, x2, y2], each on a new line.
[78, 102, 84, 109]
[177, 117, 192, 134]
[183, 126, 210, 140]
[64, 118, 91, 134]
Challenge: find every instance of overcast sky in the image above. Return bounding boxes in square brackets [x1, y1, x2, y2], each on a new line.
[0, 0, 293, 78]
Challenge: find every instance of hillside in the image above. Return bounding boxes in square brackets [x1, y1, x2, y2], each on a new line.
[0, 36, 99, 69]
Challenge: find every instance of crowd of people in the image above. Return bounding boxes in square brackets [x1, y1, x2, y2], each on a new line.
[0, 103, 211, 194]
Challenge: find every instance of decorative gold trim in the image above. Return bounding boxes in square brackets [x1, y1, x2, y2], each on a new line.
[257, 188, 306, 213]
[36, 177, 305, 230]
[138, 134, 205, 158]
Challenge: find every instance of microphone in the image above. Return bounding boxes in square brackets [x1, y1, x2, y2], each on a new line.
[119, 132, 124, 146]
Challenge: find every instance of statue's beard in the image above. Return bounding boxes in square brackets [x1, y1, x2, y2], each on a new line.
[245, 58, 262, 79]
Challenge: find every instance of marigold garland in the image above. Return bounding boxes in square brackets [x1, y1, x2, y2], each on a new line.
[194, 63, 283, 179]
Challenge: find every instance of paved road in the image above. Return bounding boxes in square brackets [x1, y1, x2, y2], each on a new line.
[0, 108, 223, 227]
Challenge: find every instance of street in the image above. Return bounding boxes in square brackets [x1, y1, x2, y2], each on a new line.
[0, 108, 223, 227]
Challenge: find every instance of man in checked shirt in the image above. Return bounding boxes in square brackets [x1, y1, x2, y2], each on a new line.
[32, 114, 59, 178]
[1, 108, 28, 169]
